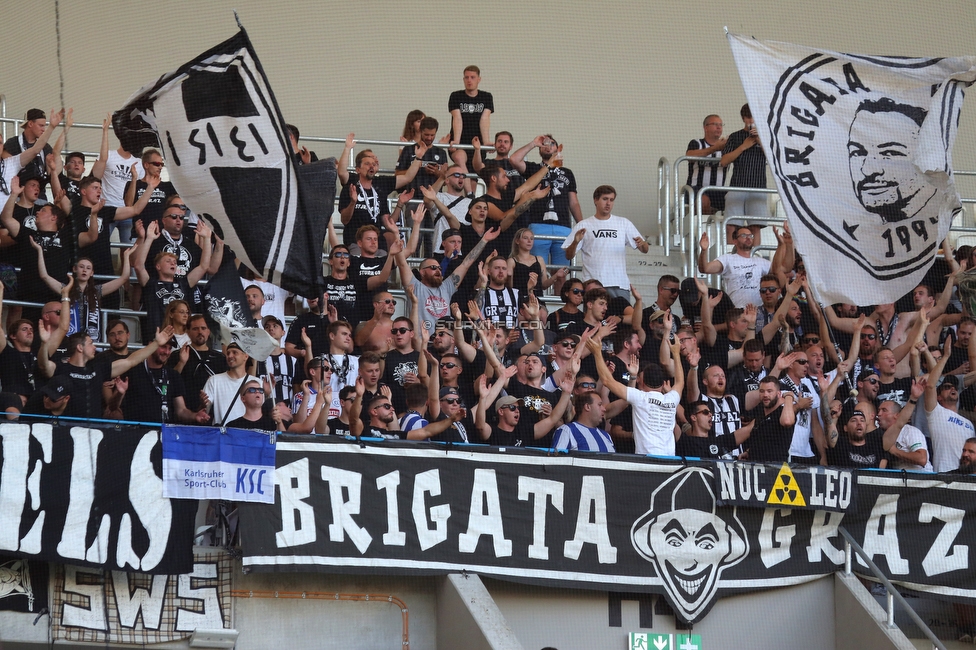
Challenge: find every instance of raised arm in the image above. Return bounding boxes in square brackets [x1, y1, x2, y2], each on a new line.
[882, 378, 925, 453]
[367, 238, 402, 290]
[585, 337, 628, 401]
[924, 339, 952, 413]
[132, 219, 159, 286]
[29, 235, 65, 294]
[90, 115, 110, 180]
[336, 133, 355, 185]
[508, 136, 544, 174]
[697, 231, 724, 275]
[112, 326, 172, 377]
[186, 221, 214, 287]
[418, 185, 461, 230]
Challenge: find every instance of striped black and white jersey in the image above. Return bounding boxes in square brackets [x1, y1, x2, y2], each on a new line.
[483, 286, 522, 328]
[686, 139, 728, 189]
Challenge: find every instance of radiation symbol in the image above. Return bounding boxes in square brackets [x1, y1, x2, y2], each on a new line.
[766, 463, 806, 507]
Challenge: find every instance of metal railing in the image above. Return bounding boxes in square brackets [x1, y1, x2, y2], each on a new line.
[839, 526, 946, 650]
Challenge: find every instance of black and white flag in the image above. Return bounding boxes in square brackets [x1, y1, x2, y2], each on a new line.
[728, 35, 976, 306]
[113, 28, 334, 297]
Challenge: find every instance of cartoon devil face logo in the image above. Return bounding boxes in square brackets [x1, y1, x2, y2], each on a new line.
[631, 467, 748, 622]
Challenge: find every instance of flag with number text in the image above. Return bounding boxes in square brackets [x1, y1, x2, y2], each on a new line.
[727, 34, 976, 306]
[112, 28, 334, 297]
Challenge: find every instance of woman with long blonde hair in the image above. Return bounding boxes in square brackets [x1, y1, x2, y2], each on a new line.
[506, 227, 566, 298]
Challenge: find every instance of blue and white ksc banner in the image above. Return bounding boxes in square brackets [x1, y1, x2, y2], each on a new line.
[162, 425, 275, 503]
[728, 34, 976, 306]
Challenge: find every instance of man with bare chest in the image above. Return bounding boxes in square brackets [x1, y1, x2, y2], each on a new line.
[355, 291, 397, 352]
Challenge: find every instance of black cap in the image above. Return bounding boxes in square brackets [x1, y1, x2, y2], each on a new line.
[22, 108, 45, 127]
[439, 387, 460, 399]
[442, 228, 462, 240]
[940, 375, 960, 390]
[680, 277, 699, 301]
[40, 376, 72, 400]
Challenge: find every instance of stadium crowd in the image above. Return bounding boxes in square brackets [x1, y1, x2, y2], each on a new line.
[2, 68, 976, 476]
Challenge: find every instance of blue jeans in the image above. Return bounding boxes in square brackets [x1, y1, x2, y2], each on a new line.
[109, 218, 133, 243]
[529, 223, 572, 266]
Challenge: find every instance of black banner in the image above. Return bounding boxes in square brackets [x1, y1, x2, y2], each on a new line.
[0, 422, 197, 574]
[714, 461, 857, 513]
[240, 436, 976, 624]
[0, 555, 48, 613]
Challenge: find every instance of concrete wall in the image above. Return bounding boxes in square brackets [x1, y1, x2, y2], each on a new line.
[2, 1, 974, 234]
[484, 575, 836, 650]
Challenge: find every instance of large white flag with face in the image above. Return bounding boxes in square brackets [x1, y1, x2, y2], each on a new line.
[727, 34, 976, 306]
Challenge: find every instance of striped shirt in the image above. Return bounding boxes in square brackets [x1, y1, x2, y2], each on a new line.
[400, 411, 428, 433]
[483, 286, 521, 328]
[686, 139, 727, 188]
[552, 422, 616, 452]
[723, 129, 767, 189]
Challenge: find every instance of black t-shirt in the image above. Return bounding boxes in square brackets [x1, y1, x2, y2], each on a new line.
[227, 414, 278, 431]
[54, 358, 114, 419]
[521, 162, 578, 229]
[742, 403, 793, 463]
[676, 432, 740, 459]
[123, 362, 187, 423]
[72, 204, 119, 276]
[0, 346, 37, 398]
[146, 232, 203, 280]
[142, 277, 192, 340]
[448, 89, 494, 145]
[382, 349, 419, 415]
[124, 179, 177, 229]
[490, 158, 522, 211]
[396, 145, 450, 194]
[348, 255, 387, 323]
[827, 429, 888, 468]
[16, 226, 71, 304]
[324, 274, 362, 326]
[284, 312, 332, 358]
[177, 347, 228, 410]
[454, 223, 501, 300]
[327, 417, 352, 437]
[433, 412, 475, 444]
[58, 173, 82, 206]
[365, 425, 405, 440]
[336, 173, 397, 248]
[487, 419, 536, 447]
[457, 350, 487, 410]
[877, 377, 912, 406]
[505, 380, 560, 448]
[547, 308, 585, 334]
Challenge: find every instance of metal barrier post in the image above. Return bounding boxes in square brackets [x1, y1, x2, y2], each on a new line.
[657, 157, 671, 253]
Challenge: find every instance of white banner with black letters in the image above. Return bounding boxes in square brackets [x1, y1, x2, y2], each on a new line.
[728, 34, 976, 306]
[240, 436, 976, 624]
[0, 422, 197, 575]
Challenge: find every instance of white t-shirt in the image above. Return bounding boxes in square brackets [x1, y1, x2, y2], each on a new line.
[203, 372, 260, 425]
[431, 191, 471, 253]
[892, 424, 933, 472]
[101, 150, 143, 207]
[716, 253, 771, 308]
[562, 215, 642, 289]
[0, 154, 23, 200]
[926, 403, 975, 472]
[626, 386, 680, 457]
[787, 376, 820, 458]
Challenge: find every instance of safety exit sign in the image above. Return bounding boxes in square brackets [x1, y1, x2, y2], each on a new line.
[629, 633, 703, 650]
